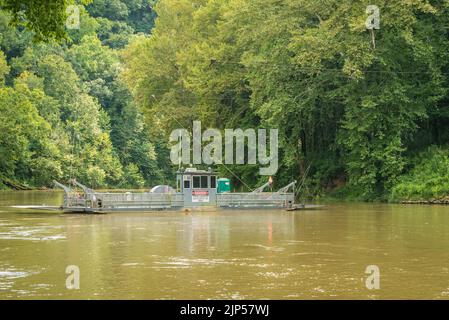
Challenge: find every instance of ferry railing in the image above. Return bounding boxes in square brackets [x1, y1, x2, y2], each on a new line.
[92, 192, 184, 209]
[66, 197, 88, 208]
[217, 192, 294, 208]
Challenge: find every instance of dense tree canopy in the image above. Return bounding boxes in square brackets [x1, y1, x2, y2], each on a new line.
[1, 0, 449, 202]
[0, 1, 166, 189]
[0, 0, 91, 40]
[122, 0, 449, 200]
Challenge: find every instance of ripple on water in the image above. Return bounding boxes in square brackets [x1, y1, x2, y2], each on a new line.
[255, 271, 293, 279]
[215, 291, 246, 300]
[121, 263, 145, 267]
[243, 244, 285, 252]
[153, 257, 235, 269]
[0, 271, 29, 279]
[0, 223, 15, 227]
[0, 226, 66, 241]
[31, 283, 53, 290]
[0, 267, 44, 294]
[291, 252, 340, 256]
[0, 271, 29, 291]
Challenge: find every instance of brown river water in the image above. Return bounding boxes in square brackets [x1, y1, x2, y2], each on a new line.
[0, 190, 449, 299]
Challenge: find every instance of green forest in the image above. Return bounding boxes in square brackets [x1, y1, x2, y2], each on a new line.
[1, 0, 449, 203]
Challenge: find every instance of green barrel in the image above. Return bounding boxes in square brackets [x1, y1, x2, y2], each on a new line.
[217, 178, 231, 193]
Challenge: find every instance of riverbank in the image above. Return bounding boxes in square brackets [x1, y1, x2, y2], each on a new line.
[322, 192, 449, 205]
[401, 198, 449, 205]
[0, 176, 36, 191]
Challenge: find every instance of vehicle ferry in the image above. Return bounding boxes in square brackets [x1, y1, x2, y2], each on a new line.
[45, 168, 298, 213]
[11, 168, 318, 214]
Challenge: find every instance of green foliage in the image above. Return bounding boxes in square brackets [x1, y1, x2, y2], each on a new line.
[0, 0, 92, 40]
[390, 147, 449, 202]
[2, 0, 449, 200]
[122, 0, 449, 198]
[0, 11, 33, 59]
[0, 2, 162, 189]
[121, 163, 145, 188]
[0, 49, 9, 84]
[87, 0, 156, 48]
[66, 6, 99, 44]
[0, 82, 55, 184]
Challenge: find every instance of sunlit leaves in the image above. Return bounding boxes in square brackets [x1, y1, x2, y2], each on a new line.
[0, 50, 9, 84]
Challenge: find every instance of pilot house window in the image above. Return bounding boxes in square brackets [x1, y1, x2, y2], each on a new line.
[201, 176, 208, 188]
[193, 176, 200, 188]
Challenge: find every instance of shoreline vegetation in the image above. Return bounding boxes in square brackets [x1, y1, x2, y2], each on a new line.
[1, 1, 449, 204]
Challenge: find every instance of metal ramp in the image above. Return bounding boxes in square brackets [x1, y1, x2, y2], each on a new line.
[217, 181, 296, 208]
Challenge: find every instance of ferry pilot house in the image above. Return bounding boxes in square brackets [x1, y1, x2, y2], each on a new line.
[177, 168, 218, 206]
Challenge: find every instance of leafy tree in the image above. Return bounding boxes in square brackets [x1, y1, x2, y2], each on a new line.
[1, 0, 449, 199]
[0, 2, 162, 189]
[0, 0, 91, 40]
[96, 17, 135, 48]
[87, 0, 129, 21]
[0, 11, 33, 61]
[0, 81, 56, 185]
[390, 146, 449, 202]
[123, 0, 449, 198]
[87, 0, 156, 48]
[66, 5, 99, 44]
[0, 49, 9, 84]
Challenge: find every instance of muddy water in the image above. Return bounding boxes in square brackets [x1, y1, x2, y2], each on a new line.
[0, 190, 449, 299]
